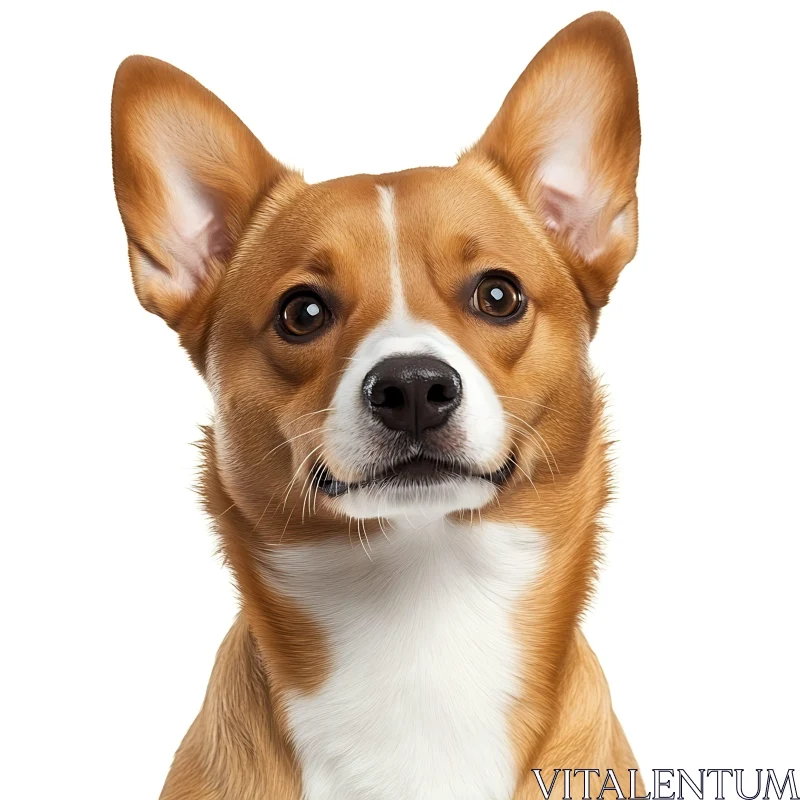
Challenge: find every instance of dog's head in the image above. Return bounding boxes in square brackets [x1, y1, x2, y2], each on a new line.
[111, 12, 639, 533]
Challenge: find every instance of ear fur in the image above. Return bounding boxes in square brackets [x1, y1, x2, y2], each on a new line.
[467, 12, 641, 310]
[111, 56, 295, 332]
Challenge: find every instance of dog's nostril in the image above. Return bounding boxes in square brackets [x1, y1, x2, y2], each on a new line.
[427, 383, 454, 405]
[375, 385, 405, 409]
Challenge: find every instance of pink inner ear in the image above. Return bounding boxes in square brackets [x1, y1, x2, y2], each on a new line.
[540, 184, 582, 234]
[535, 119, 610, 261]
[164, 165, 230, 293]
[532, 97, 628, 264]
[539, 182, 605, 262]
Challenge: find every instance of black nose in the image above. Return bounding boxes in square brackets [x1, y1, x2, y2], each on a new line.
[363, 356, 462, 437]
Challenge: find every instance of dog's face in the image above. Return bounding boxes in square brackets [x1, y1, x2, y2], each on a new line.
[112, 13, 639, 535]
[208, 168, 588, 522]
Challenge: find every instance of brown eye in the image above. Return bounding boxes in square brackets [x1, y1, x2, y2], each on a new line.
[473, 275, 523, 319]
[279, 292, 329, 338]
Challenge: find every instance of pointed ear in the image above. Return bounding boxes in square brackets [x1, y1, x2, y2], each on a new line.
[467, 12, 640, 309]
[111, 56, 295, 330]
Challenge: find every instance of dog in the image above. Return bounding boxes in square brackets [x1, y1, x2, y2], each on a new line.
[111, 11, 642, 799]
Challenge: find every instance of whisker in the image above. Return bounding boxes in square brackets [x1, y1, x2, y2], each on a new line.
[280, 443, 327, 512]
[252, 479, 289, 532]
[258, 426, 330, 464]
[312, 455, 329, 516]
[215, 502, 236, 519]
[327, 366, 353, 378]
[362, 518, 373, 552]
[512, 457, 541, 500]
[377, 515, 391, 541]
[292, 406, 334, 423]
[502, 423, 553, 479]
[504, 411, 559, 478]
[301, 456, 325, 523]
[496, 394, 557, 414]
[279, 500, 299, 545]
[454, 406, 556, 480]
[357, 518, 372, 560]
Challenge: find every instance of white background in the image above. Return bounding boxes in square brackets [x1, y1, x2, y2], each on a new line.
[2, 1, 798, 797]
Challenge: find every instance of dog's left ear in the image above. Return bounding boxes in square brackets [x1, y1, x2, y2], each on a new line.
[467, 12, 640, 310]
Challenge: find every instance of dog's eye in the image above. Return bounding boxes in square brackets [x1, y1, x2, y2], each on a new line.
[473, 275, 523, 319]
[279, 292, 329, 338]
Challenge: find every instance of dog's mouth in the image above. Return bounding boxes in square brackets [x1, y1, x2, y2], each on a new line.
[316, 453, 516, 497]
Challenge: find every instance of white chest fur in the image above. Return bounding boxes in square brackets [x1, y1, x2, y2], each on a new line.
[266, 517, 544, 800]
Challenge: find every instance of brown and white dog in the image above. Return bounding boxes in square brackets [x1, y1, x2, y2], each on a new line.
[111, 11, 642, 799]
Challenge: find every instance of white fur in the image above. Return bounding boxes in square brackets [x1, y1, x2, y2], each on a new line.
[323, 186, 508, 519]
[268, 518, 545, 800]
[378, 185, 406, 315]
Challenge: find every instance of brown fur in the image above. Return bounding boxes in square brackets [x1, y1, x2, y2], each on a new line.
[111, 11, 642, 798]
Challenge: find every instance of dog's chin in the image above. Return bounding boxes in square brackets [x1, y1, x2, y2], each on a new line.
[316, 454, 515, 520]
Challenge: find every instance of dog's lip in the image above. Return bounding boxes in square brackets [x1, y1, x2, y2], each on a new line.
[316, 453, 516, 498]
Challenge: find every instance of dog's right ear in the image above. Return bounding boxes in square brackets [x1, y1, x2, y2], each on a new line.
[111, 56, 295, 335]
[466, 13, 640, 314]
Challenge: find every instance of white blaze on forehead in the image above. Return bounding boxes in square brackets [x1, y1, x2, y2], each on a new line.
[377, 185, 406, 316]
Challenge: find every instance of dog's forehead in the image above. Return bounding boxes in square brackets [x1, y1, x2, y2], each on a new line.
[222, 162, 567, 325]
[256, 165, 534, 250]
